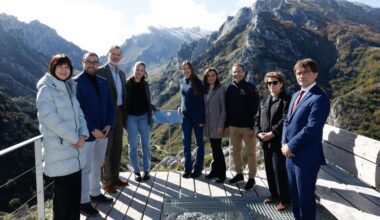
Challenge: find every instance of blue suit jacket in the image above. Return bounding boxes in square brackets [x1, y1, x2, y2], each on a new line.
[73, 72, 115, 142]
[282, 84, 330, 167]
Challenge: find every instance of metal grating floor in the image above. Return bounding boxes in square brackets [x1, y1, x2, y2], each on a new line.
[162, 197, 337, 220]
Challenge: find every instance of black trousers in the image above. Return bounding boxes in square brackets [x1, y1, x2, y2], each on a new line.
[52, 170, 81, 220]
[263, 148, 290, 204]
[209, 138, 226, 178]
[102, 107, 123, 185]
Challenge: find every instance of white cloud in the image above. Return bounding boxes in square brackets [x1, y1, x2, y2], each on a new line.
[134, 0, 227, 33]
[0, 0, 378, 57]
[0, 0, 256, 55]
[236, 0, 255, 8]
[0, 0, 126, 55]
[233, 0, 256, 14]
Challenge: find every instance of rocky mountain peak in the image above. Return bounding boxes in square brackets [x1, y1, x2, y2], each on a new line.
[0, 13, 24, 31]
[0, 13, 84, 69]
[150, 0, 380, 141]
[251, 0, 289, 13]
[28, 20, 58, 34]
[217, 7, 253, 41]
[119, 26, 209, 74]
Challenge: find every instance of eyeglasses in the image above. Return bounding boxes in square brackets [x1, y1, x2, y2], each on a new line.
[266, 81, 279, 86]
[85, 61, 99, 65]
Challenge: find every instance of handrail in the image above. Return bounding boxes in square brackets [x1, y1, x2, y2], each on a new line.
[0, 135, 44, 220]
[2, 123, 378, 219]
[0, 166, 35, 190]
[0, 110, 182, 219]
[0, 135, 42, 157]
[11, 181, 54, 218]
[34, 138, 44, 220]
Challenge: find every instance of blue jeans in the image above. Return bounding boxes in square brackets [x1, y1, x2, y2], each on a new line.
[182, 117, 204, 173]
[126, 113, 151, 173]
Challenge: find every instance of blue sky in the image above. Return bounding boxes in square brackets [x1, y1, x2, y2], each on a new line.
[0, 0, 378, 55]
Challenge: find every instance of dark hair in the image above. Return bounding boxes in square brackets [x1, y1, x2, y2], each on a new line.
[82, 52, 99, 62]
[181, 60, 202, 96]
[203, 67, 220, 94]
[130, 61, 147, 82]
[232, 63, 245, 73]
[264, 71, 286, 90]
[294, 58, 318, 73]
[108, 45, 122, 54]
[49, 54, 73, 80]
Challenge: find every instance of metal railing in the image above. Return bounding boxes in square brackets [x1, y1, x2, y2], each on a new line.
[0, 135, 45, 220]
[0, 110, 183, 219]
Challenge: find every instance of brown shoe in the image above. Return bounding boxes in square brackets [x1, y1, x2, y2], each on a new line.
[113, 178, 129, 186]
[276, 203, 287, 211]
[102, 185, 117, 194]
[263, 196, 277, 204]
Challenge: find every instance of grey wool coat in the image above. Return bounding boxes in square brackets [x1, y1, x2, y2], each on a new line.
[204, 84, 226, 138]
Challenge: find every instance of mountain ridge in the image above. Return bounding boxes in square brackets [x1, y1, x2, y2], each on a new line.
[118, 26, 210, 75]
[150, 0, 380, 142]
[0, 13, 84, 69]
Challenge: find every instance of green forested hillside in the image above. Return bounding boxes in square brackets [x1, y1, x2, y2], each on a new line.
[0, 91, 39, 213]
[150, 0, 380, 142]
[0, 91, 38, 149]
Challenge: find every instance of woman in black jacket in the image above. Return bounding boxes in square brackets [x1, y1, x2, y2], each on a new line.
[254, 71, 291, 211]
[125, 61, 157, 182]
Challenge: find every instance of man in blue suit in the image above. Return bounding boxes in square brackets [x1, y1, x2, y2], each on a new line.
[281, 58, 330, 220]
[74, 52, 115, 216]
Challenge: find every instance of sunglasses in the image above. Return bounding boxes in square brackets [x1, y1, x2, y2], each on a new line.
[266, 81, 279, 86]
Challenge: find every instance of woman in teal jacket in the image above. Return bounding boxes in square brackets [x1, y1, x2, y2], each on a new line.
[36, 54, 88, 220]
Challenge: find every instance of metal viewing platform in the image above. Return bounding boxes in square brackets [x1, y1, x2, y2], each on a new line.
[0, 124, 379, 219]
[80, 170, 335, 220]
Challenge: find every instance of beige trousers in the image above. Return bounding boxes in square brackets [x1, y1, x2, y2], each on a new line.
[229, 126, 257, 178]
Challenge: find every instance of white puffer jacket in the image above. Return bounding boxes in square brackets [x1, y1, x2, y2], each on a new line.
[36, 73, 89, 177]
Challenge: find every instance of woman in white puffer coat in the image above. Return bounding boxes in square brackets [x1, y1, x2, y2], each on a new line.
[36, 54, 88, 220]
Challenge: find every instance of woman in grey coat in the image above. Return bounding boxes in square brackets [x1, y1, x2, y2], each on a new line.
[203, 67, 226, 183]
[36, 54, 88, 220]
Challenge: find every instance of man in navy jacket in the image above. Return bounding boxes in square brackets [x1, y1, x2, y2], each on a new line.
[282, 58, 330, 220]
[225, 63, 260, 190]
[74, 52, 114, 216]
